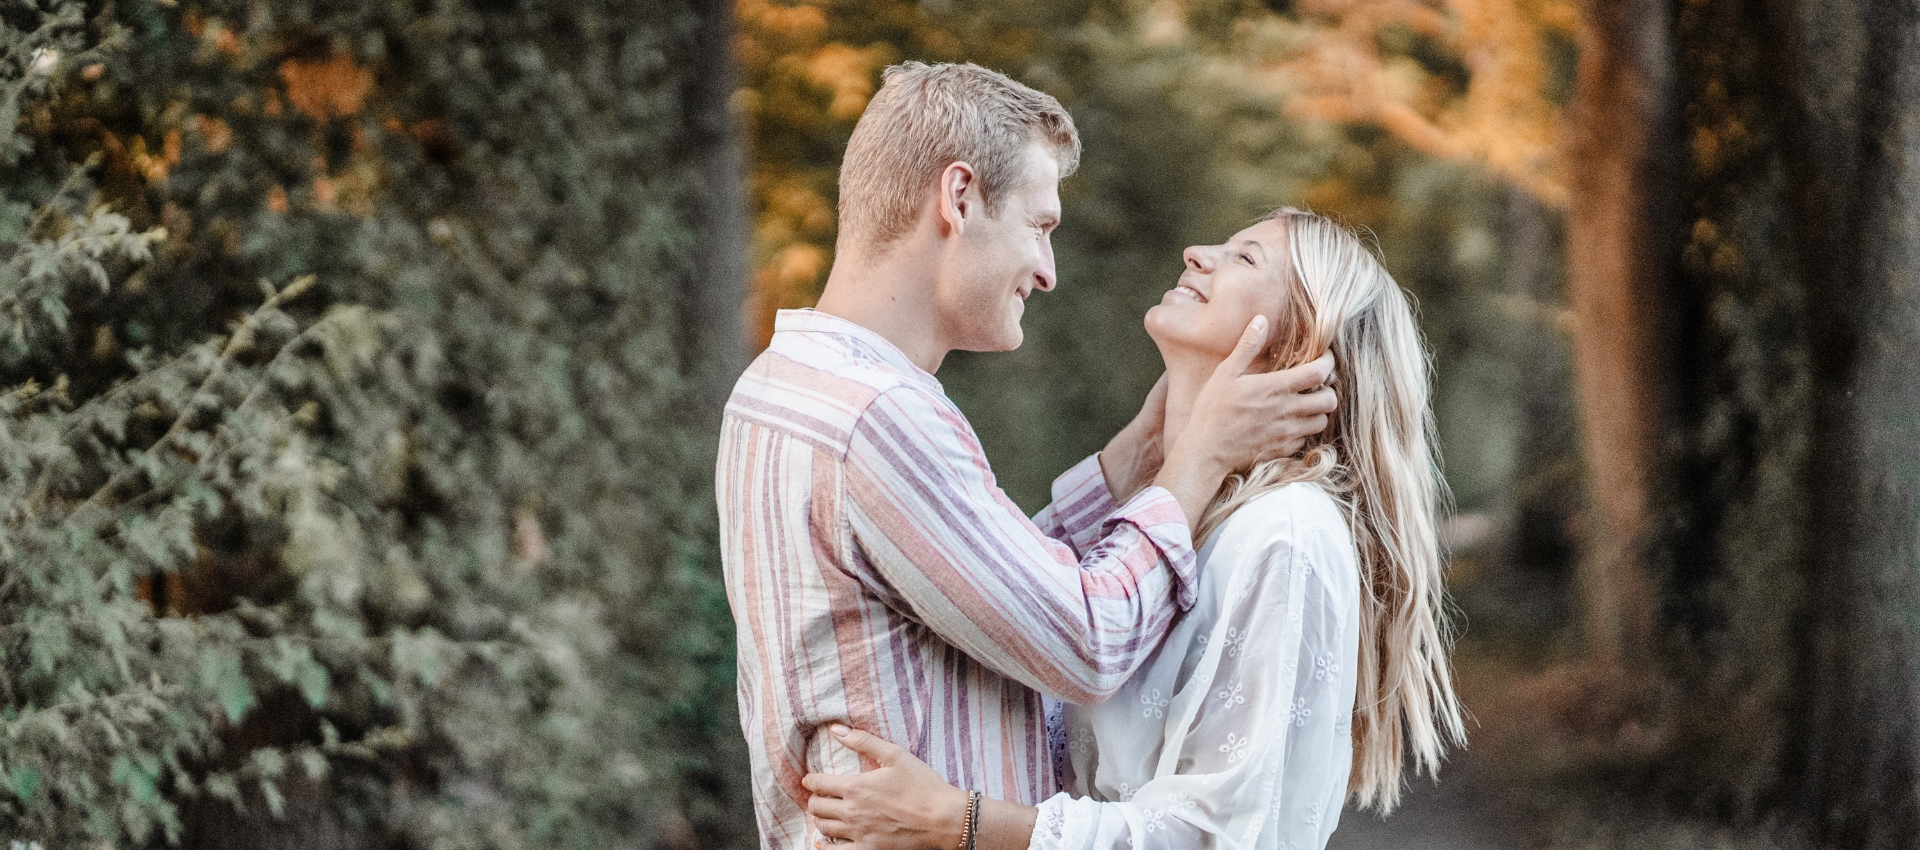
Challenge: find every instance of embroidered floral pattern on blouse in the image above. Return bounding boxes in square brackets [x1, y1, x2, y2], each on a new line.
[1313, 653, 1340, 682]
[1142, 809, 1166, 833]
[1140, 688, 1169, 719]
[1044, 486, 1360, 850]
[1219, 732, 1252, 763]
[1167, 793, 1199, 815]
[1070, 725, 1095, 755]
[1222, 626, 1249, 658]
[1283, 697, 1312, 728]
[1042, 805, 1065, 832]
[1215, 680, 1245, 708]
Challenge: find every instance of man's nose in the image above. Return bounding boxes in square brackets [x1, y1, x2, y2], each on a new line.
[1035, 237, 1057, 291]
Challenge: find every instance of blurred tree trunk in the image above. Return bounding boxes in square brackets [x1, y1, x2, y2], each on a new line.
[1566, 0, 1920, 843]
[1561, 0, 1679, 666]
[682, 0, 750, 412]
[1776, 2, 1920, 843]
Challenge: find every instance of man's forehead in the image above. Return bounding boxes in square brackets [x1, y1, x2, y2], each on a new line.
[1015, 144, 1063, 207]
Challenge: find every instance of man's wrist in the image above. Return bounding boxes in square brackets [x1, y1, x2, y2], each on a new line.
[1100, 425, 1141, 496]
[1152, 443, 1225, 529]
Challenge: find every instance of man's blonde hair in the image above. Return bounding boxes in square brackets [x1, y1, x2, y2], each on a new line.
[838, 61, 1080, 252]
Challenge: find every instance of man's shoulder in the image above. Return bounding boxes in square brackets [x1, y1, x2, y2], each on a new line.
[722, 332, 942, 456]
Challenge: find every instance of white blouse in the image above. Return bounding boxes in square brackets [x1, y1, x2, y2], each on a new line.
[1030, 483, 1361, 850]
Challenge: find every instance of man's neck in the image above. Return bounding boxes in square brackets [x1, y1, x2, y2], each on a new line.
[813, 242, 950, 374]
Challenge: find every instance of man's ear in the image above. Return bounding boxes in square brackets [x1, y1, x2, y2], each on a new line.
[935, 161, 977, 236]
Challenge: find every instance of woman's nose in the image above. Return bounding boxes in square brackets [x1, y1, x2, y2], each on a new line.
[1183, 245, 1210, 272]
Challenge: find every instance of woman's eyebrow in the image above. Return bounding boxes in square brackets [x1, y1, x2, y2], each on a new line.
[1241, 239, 1267, 264]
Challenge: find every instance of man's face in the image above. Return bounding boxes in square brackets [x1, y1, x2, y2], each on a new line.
[938, 142, 1061, 353]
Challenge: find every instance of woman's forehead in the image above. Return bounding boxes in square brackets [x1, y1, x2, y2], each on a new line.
[1228, 218, 1289, 248]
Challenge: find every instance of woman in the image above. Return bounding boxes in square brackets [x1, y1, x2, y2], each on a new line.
[802, 208, 1465, 850]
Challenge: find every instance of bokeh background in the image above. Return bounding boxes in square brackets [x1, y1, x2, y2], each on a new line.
[3, 1, 1916, 848]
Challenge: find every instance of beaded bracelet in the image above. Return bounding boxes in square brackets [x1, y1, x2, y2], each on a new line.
[957, 790, 982, 850]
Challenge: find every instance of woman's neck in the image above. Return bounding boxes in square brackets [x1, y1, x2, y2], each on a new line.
[1159, 347, 1219, 462]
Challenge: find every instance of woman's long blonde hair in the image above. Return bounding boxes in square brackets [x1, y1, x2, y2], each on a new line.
[1194, 208, 1463, 813]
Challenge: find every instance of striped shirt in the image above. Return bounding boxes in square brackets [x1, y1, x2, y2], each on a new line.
[716, 309, 1199, 849]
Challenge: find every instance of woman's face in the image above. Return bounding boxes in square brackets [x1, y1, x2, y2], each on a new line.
[1145, 218, 1294, 364]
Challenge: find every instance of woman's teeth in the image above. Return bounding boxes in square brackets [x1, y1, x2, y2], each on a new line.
[1173, 284, 1207, 303]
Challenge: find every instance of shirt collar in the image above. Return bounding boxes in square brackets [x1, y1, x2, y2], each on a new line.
[772, 309, 941, 389]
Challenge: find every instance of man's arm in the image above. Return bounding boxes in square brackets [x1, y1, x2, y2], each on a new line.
[846, 317, 1335, 703]
[844, 385, 1197, 704]
[1030, 456, 1123, 558]
[1107, 317, 1339, 529]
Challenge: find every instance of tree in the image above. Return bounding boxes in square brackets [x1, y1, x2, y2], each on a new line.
[1225, 0, 1920, 843]
[1566, 0, 1920, 843]
[2, 1, 752, 846]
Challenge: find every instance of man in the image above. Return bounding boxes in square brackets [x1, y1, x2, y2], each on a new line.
[717, 61, 1337, 848]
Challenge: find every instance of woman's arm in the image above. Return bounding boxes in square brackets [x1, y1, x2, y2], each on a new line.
[803, 725, 1037, 850]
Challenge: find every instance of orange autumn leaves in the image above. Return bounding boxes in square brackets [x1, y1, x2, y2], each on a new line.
[1258, 0, 1576, 206]
[736, 0, 896, 346]
[738, 0, 892, 121]
[124, 10, 390, 216]
[735, 0, 1579, 349]
[279, 53, 374, 121]
[276, 52, 380, 216]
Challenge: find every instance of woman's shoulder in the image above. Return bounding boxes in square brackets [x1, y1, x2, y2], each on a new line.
[1227, 482, 1347, 535]
[1211, 483, 1357, 575]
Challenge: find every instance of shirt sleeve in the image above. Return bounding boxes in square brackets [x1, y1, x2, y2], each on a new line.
[844, 386, 1199, 704]
[1028, 520, 1353, 850]
[1031, 455, 1121, 558]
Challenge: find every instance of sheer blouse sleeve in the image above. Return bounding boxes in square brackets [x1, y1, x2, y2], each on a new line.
[1029, 499, 1356, 850]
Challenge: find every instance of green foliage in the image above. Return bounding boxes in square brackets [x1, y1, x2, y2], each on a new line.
[4, 1, 746, 847]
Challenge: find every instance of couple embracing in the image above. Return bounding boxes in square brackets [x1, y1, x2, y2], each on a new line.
[718, 61, 1463, 850]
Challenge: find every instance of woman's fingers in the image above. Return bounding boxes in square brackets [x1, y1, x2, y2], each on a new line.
[813, 813, 856, 844]
[803, 770, 854, 798]
[807, 791, 852, 822]
[828, 723, 904, 765]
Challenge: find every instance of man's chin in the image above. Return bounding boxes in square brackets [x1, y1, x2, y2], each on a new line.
[959, 327, 1024, 353]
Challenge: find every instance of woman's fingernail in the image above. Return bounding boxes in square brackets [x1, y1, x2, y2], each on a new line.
[830, 723, 850, 737]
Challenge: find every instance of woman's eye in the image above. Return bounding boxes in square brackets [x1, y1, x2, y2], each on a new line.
[1238, 253, 1254, 264]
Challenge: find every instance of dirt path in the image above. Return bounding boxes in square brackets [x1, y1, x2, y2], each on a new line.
[1326, 755, 1528, 850]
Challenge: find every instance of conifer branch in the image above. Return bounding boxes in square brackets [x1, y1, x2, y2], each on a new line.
[66, 276, 317, 525]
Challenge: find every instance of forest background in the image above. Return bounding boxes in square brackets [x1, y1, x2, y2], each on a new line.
[2, 0, 1917, 849]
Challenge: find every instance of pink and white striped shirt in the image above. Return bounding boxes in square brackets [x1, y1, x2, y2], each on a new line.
[717, 309, 1199, 849]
